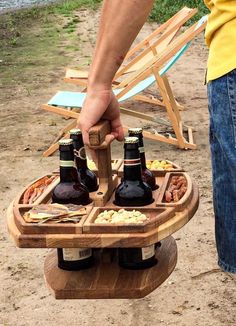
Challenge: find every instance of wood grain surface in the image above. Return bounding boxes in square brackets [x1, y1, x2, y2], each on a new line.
[44, 236, 177, 299]
[7, 183, 198, 248]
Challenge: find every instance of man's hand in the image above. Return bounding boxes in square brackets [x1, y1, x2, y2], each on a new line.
[78, 88, 124, 151]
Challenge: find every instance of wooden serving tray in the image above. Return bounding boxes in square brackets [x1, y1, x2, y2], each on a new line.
[17, 175, 60, 205]
[13, 204, 93, 235]
[44, 236, 177, 299]
[8, 183, 199, 248]
[118, 159, 183, 177]
[83, 206, 175, 234]
[10, 170, 195, 239]
[156, 172, 193, 210]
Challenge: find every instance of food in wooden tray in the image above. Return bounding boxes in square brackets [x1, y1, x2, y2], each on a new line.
[23, 204, 87, 224]
[87, 159, 118, 171]
[87, 160, 97, 170]
[95, 209, 149, 224]
[165, 176, 187, 202]
[22, 175, 57, 204]
[146, 160, 174, 170]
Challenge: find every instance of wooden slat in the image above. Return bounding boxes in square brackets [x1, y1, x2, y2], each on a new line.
[43, 236, 177, 299]
[88, 120, 111, 146]
[42, 104, 80, 119]
[7, 183, 199, 248]
[116, 8, 197, 78]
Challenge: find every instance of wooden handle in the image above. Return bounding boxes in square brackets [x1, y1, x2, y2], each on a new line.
[88, 120, 111, 147]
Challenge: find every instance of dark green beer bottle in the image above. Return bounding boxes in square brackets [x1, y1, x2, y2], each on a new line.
[52, 139, 93, 270]
[128, 128, 158, 190]
[70, 129, 98, 192]
[114, 137, 153, 207]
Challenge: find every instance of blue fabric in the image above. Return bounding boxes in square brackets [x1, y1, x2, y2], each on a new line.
[208, 69, 236, 274]
[48, 89, 122, 107]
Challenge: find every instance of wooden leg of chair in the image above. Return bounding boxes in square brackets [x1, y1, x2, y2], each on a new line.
[53, 119, 77, 143]
[188, 127, 194, 146]
[133, 94, 164, 107]
[43, 133, 70, 157]
[153, 69, 186, 149]
[43, 120, 77, 157]
[162, 74, 182, 122]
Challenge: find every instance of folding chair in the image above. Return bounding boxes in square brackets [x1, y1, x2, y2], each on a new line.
[64, 7, 197, 88]
[42, 15, 207, 157]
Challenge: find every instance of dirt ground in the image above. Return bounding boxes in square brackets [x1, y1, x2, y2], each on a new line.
[0, 8, 235, 326]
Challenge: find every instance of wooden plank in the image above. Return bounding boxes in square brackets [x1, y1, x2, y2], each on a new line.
[116, 8, 197, 78]
[7, 183, 199, 248]
[43, 120, 77, 157]
[120, 106, 171, 127]
[117, 19, 206, 90]
[52, 120, 77, 144]
[83, 206, 174, 234]
[156, 172, 193, 210]
[126, 7, 197, 59]
[43, 134, 69, 157]
[153, 69, 186, 149]
[43, 236, 177, 299]
[88, 120, 111, 146]
[42, 104, 80, 119]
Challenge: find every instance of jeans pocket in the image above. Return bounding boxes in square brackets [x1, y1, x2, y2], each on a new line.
[227, 71, 236, 147]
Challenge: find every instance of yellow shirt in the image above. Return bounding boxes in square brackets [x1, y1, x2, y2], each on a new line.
[204, 0, 236, 81]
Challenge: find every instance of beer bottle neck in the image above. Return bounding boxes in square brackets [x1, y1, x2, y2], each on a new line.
[123, 144, 142, 181]
[129, 133, 146, 169]
[138, 138, 147, 169]
[59, 146, 78, 183]
[71, 135, 88, 169]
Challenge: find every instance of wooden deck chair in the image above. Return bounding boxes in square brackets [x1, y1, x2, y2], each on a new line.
[42, 15, 207, 157]
[64, 6, 197, 87]
[64, 7, 197, 112]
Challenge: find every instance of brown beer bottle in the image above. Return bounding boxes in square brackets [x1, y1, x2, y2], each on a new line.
[52, 139, 93, 270]
[118, 244, 157, 270]
[52, 139, 91, 205]
[114, 137, 153, 206]
[70, 129, 98, 192]
[128, 128, 158, 190]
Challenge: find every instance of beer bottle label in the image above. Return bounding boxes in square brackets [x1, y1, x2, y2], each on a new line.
[139, 146, 145, 153]
[62, 248, 92, 261]
[60, 160, 75, 167]
[74, 147, 86, 160]
[141, 244, 155, 260]
[124, 158, 141, 166]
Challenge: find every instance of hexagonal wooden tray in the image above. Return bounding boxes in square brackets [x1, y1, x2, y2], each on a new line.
[9, 169, 198, 248]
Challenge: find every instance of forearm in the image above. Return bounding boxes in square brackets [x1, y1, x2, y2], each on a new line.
[88, 0, 154, 90]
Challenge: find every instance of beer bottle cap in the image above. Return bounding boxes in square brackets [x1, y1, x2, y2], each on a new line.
[124, 136, 139, 144]
[69, 128, 82, 135]
[59, 139, 73, 146]
[128, 127, 143, 134]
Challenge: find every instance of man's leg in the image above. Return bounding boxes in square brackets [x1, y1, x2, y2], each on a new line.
[208, 69, 236, 274]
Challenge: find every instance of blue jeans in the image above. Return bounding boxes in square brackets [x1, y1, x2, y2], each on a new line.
[208, 69, 236, 274]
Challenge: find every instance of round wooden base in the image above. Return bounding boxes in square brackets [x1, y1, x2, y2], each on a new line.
[44, 236, 177, 299]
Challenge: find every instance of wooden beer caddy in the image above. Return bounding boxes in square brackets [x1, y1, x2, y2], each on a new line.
[7, 120, 199, 299]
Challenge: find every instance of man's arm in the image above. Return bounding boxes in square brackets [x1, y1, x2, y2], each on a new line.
[78, 0, 154, 147]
